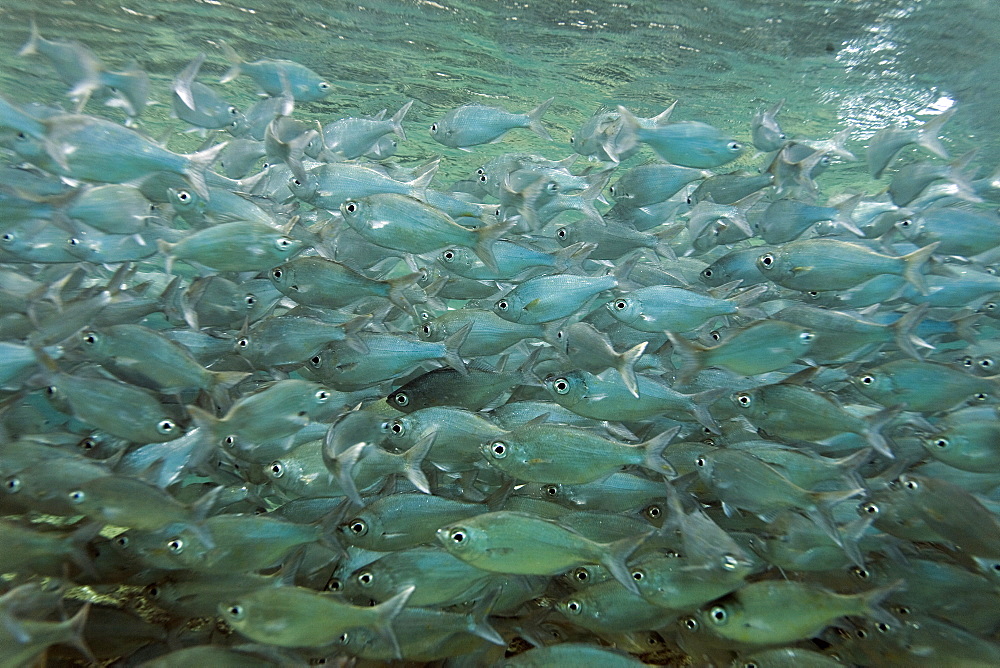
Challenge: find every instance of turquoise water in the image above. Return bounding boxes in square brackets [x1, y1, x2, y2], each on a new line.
[1, 0, 996, 181]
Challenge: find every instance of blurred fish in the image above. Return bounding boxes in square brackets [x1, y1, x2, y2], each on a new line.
[430, 99, 553, 148]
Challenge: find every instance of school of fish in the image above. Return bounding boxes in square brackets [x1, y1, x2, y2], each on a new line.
[2, 22, 1000, 668]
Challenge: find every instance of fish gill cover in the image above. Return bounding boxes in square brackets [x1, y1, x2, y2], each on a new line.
[0, 1, 998, 665]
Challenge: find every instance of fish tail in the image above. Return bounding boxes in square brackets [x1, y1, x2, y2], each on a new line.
[186, 405, 223, 446]
[640, 425, 679, 477]
[833, 193, 865, 237]
[155, 239, 177, 275]
[441, 323, 471, 376]
[916, 108, 955, 160]
[617, 340, 648, 399]
[207, 370, 251, 407]
[552, 240, 596, 272]
[386, 271, 425, 315]
[649, 100, 677, 126]
[690, 388, 725, 433]
[173, 53, 206, 112]
[102, 62, 151, 119]
[863, 405, 900, 459]
[613, 105, 641, 162]
[527, 97, 554, 141]
[183, 141, 226, 201]
[472, 218, 516, 274]
[900, 241, 939, 296]
[18, 18, 40, 57]
[402, 433, 434, 494]
[890, 303, 933, 359]
[666, 332, 704, 387]
[390, 99, 413, 141]
[859, 580, 905, 629]
[371, 585, 415, 660]
[599, 531, 650, 595]
[65, 602, 96, 664]
[218, 40, 243, 84]
[464, 588, 506, 645]
[331, 441, 366, 506]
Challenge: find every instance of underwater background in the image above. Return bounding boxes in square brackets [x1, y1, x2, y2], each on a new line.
[2, 0, 1000, 665]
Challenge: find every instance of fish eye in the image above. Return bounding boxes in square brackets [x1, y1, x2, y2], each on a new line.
[167, 538, 185, 554]
[420, 324, 432, 337]
[569, 567, 590, 582]
[236, 337, 249, 349]
[893, 605, 911, 616]
[81, 330, 99, 345]
[310, 355, 322, 368]
[357, 571, 374, 587]
[448, 528, 467, 544]
[799, 331, 815, 342]
[861, 501, 879, 515]
[556, 227, 567, 239]
[79, 437, 97, 450]
[276, 237, 293, 249]
[145, 584, 161, 598]
[564, 599, 582, 614]
[682, 616, 699, 631]
[569, 136, 575, 144]
[876, 622, 892, 633]
[479, 174, 488, 183]
[441, 249, 456, 262]
[980, 358, 995, 370]
[758, 253, 775, 269]
[68, 490, 85, 504]
[419, 310, 432, 321]
[546, 182, 559, 194]
[851, 565, 871, 580]
[157, 419, 177, 435]
[344, 202, 358, 214]
[476, 168, 485, 175]
[735, 392, 752, 408]
[228, 106, 238, 115]
[0, 233, 13, 243]
[819, 155, 832, 166]
[695, 456, 707, 467]
[932, 437, 949, 449]
[271, 268, 283, 280]
[644, 504, 662, 519]
[552, 377, 571, 395]
[859, 374, 875, 385]
[701, 268, 713, 278]
[961, 356, 975, 367]
[974, 392, 989, 401]
[348, 519, 368, 536]
[226, 604, 245, 620]
[115, 535, 130, 548]
[900, 476, 919, 491]
[176, 190, 191, 203]
[392, 392, 409, 407]
[721, 554, 740, 570]
[389, 420, 405, 436]
[244, 294, 257, 306]
[291, 178, 301, 187]
[728, 141, 741, 151]
[319, 82, 331, 90]
[613, 299, 628, 311]
[897, 218, 912, 228]
[269, 461, 285, 478]
[223, 435, 237, 448]
[490, 441, 508, 458]
[709, 330, 721, 341]
[326, 577, 342, 591]
[709, 605, 728, 624]
[496, 299, 509, 311]
[315, 389, 331, 402]
[430, 123, 438, 133]
[631, 569, 644, 581]
[743, 663, 759, 668]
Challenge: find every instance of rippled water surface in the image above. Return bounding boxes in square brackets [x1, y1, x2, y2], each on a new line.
[0, 0, 996, 182]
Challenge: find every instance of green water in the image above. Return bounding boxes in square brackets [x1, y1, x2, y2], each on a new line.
[0, 0, 996, 185]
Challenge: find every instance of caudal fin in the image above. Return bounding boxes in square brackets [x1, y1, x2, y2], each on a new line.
[527, 97, 554, 141]
[183, 141, 227, 201]
[900, 241, 939, 296]
[173, 53, 206, 112]
[390, 100, 413, 141]
[598, 531, 650, 595]
[218, 41, 243, 84]
[640, 426, 679, 478]
[916, 108, 955, 160]
[472, 218, 516, 273]
[617, 340, 648, 399]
